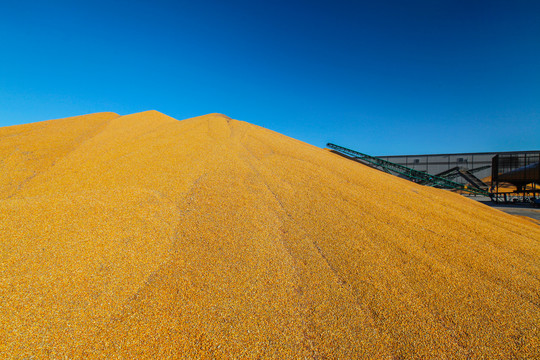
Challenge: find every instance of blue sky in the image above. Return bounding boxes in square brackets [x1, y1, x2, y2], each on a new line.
[1, 0, 538, 155]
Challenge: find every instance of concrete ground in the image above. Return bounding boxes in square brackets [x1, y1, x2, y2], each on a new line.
[463, 195, 540, 222]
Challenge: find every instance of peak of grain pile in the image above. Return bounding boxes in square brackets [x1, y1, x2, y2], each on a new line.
[1, 111, 539, 359]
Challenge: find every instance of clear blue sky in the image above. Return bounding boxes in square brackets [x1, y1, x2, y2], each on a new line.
[1, 0, 539, 155]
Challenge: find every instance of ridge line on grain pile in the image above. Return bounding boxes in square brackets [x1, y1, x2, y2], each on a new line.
[0, 110, 539, 359]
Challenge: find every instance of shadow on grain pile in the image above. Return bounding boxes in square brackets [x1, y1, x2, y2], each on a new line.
[0, 111, 539, 359]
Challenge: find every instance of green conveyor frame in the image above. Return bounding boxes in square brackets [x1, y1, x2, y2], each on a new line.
[327, 143, 489, 196]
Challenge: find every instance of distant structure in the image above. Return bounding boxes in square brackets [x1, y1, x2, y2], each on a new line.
[327, 143, 489, 195]
[378, 152, 493, 184]
[491, 152, 540, 201]
[328, 143, 540, 201]
[377, 150, 540, 199]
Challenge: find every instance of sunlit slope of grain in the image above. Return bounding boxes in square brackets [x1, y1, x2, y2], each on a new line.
[1, 111, 539, 359]
[0, 112, 119, 199]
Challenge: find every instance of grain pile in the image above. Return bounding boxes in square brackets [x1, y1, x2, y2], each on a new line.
[1, 111, 539, 359]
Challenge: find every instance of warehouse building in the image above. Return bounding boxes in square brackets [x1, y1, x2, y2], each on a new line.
[377, 150, 540, 188]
